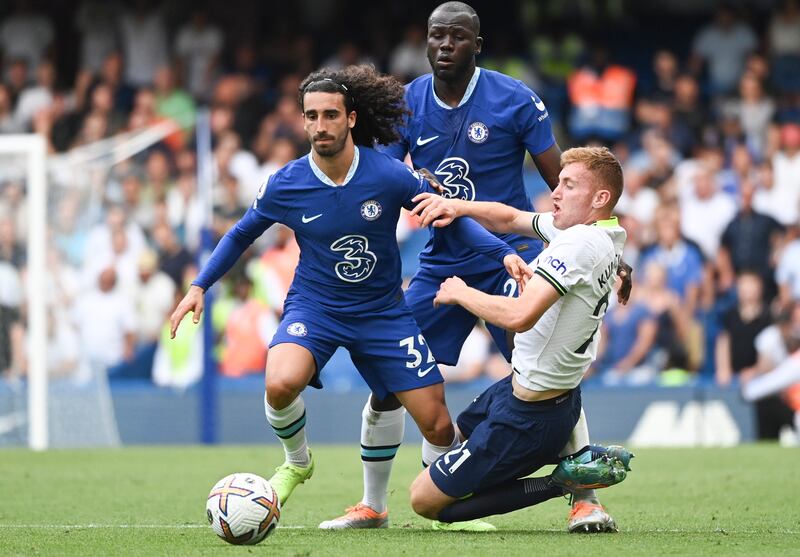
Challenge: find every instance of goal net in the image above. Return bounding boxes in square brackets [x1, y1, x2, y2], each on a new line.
[0, 121, 181, 449]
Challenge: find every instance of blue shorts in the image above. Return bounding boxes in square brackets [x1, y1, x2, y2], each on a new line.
[429, 375, 582, 498]
[269, 294, 444, 400]
[405, 267, 520, 365]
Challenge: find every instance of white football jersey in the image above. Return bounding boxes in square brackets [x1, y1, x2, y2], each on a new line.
[511, 213, 626, 391]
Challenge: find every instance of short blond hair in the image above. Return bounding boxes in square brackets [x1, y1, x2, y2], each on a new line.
[560, 146, 623, 208]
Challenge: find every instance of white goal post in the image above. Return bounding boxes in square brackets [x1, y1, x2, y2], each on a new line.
[0, 134, 48, 450]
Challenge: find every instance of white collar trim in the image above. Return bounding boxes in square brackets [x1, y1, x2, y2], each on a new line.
[308, 146, 360, 187]
[432, 67, 481, 110]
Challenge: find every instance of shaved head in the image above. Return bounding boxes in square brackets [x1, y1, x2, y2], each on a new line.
[429, 1, 480, 34]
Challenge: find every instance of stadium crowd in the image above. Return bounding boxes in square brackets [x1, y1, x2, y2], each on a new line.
[0, 0, 799, 439]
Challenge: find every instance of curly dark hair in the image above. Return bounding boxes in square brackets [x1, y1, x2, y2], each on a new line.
[299, 65, 409, 147]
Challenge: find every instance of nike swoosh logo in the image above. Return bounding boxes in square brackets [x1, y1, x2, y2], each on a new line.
[416, 135, 439, 146]
[301, 213, 323, 223]
[418, 365, 435, 378]
[532, 96, 546, 111]
[435, 459, 448, 476]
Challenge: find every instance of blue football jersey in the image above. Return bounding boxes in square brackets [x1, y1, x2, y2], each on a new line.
[383, 68, 556, 276]
[193, 146, 515, 314]
[254, 147, 426, 313]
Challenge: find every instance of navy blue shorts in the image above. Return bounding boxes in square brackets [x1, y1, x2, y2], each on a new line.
[405, 267, 520, 365]
[429, 375, 582, 498]
[269, 294, 444, 400]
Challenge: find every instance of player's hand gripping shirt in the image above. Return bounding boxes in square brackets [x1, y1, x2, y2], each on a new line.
[192, 147, 515, 313]
[383, 68, 556, 276]
[511, 213, 627, 391]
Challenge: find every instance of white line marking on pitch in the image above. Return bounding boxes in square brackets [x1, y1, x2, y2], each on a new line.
[0, 525, 797, 534]
[0, 524, 307, 529]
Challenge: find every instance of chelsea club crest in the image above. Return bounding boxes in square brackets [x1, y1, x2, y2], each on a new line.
[287, 322, 308, 337]
[360, 200, 382, 221]
[467, 121, 489, 144]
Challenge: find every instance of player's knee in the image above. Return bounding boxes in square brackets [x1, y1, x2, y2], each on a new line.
[420, 414, 455, 447]
[409, 483, 440, 519]
[265, 371, 304, 408]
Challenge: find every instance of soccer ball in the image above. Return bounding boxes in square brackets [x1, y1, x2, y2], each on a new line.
[206, 472, 281, 545]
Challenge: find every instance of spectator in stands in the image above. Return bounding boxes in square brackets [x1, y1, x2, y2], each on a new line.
[671, 74, 708, 153]
[0, 84, 22, 133]
[0, 260, 23, 378]
[715, 271, 773, 387]
[690, 3, 758, 95]
[53, 192, 88, 268]
[213, 130, 253, 209]
[98, 51, 136, 114]
[638, 260, 700, 375]
[0, 216, 25, 269]
[117, 173, 155, 231]
[321, 40, 376, 71]
[84, 205, 146, 277]
[44, 246, 80, 313]
[722, 73, 775, 159]
[640, 203, 707, 318]
[597, 293, 659, 386]
[13, 59, 56, 131]
[0, 0, 54, 74]
[249, 224, 299, 314]
[133, 248, 174, 365]
[166, 173, 203, 253]
[768, 0, 800, 95]
[677, 162, 737, 260]
[4, 58, 29, 110]
[389, 24, 430, 83]
[72, 267, 136, 375]
[768, 123, 800, 227]
[567, 44, 636, 142]
[141, 150, 174, 204]
[118, 0, 169, 89]
[218, 276, 277, 378]
[151, 221, 195, 288]
[627, 128, 681, 189]
[615, 167, 658, 237]
[642, 49, 680, 103]
[127, 88, 168, 139]
[152, 289, 202, 389]
[717, 178, 783, 299]
[89, 81, 127, 136]
[74, 0, 119, 75]
[174, 7, 223, 103]
[0, 180, 27, 242]
[153, 65, 196, 148]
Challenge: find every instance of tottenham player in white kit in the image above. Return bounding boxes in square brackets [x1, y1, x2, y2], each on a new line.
[406, 147, 628, 529]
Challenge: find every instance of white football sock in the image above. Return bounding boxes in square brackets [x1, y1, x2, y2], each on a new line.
[560, 407, 590, 457]
[265, 393, 310, 467]
[560, 407, 599, 505]
[360, 400, 405, 513]
[422, 433, 459, 467]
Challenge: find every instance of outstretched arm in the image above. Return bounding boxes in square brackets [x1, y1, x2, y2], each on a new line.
[411, 192, 541, 239]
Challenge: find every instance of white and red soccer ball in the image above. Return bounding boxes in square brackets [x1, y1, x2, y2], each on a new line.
[206, 473, 281, 545]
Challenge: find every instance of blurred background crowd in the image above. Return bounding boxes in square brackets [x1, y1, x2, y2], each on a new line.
[0, 0, 799, 439]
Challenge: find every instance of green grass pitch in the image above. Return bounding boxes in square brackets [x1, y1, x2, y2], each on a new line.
[1, 444, 797, 556]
